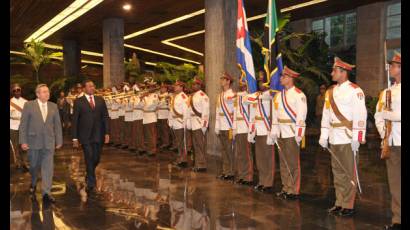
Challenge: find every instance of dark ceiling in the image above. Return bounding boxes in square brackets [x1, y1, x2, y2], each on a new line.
[10, 0, 388, 65]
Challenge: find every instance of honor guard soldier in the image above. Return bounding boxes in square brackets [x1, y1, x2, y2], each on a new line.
[270, 66, 307, 200]
[157, 83, 171, 149]
[10, 84, 28, 172]
[244, 75, 274, 193]
[142, 81, 159, 156]
[132, 89, 146, 155]
[189, 77, 210, 172]
[232, 81, 253, 185]
[169, 80, 189, 168]
[319, 57, 367, 217]
[111, 98, 121, 146]
[118, 98, 127, 148]
[124, 96, 135, 150]
[105, 97, 113, 144]
[215, 72, 236, 181]
[374, 52, 401, 230]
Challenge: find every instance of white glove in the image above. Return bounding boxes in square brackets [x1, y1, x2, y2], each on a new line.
[247, 133, 255, 143]
[215, 129, 220, 135]
[319, 138, 328, 148]
[266, 136, 274, 145]
[351, 140, 360, 152]
[295, 136, 302, 146]
[382, 111, 400, 121]
[201, 127, 207, 135]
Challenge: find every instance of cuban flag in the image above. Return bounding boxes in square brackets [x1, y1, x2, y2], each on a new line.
[236, 0, 257, 93]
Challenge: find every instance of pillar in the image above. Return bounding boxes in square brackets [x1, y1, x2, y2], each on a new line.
[205, 0, 239, 159]
[63, 40, 81, 78]
[103, 18, 124, 87]
[356, 2, 386, 97]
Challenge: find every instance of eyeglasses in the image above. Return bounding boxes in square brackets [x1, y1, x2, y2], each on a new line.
[12, 88, 21, 92]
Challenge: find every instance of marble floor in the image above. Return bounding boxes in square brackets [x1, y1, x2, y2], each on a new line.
[10, 131, 392, 229]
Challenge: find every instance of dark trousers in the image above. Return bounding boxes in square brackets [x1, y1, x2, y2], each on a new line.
[143, 122, 157, 154]
[174, 128, 187, 163]
[386, 146, 401, 224]
[157, 119, 170, 147]
[192, 129, 207, 168]
[82, 142, 102, 188]
[10, 129, 26, 167]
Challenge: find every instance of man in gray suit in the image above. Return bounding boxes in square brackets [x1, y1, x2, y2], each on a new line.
[19, 84, 63, 203]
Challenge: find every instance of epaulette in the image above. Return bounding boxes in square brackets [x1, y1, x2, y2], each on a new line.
[349, 83, 359, 89]
[295, 87, 302, 94]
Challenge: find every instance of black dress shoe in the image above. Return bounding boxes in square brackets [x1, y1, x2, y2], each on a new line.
[223, 175, 234, 181]
[235, 179, 244, 184]
[217, 174, 226, 180]
[192, 167, 207, 173]
[29, 184, 36, 195]
[42, 194, 56, 204]
[176, 162, 188, 168]
[254, 185, 264, 191]
[242, 181, 253, 186]
[327, 206, 342, 214]
[276, 190, 287, 198]
[261, 186, 273, 194]
[385, 223, 401, 230]
[22, 165, 29, 173]
[146, 153, 156, 158]
[338, 208, 355, 217]
[283, 193, 300, 200]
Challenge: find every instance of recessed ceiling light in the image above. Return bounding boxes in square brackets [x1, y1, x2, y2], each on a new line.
[123, 4, 132, 11]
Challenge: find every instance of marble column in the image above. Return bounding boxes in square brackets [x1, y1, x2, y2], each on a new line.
[103, 17, 124, 87]
[205, 0, 239, 159]
[63, 40, 81, 78]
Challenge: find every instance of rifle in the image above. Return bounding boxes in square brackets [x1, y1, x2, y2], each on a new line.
[381, 41, 392, 159]
[381, 89, 392, 159]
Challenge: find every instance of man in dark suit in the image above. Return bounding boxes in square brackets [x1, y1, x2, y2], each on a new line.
[72, 80, 109, 192]
[19, 84, 63, 203]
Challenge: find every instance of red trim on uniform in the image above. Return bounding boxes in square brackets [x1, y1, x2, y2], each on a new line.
[296, 152, 301, 194]
[295, 87, 302, 93]
[248, 97, 257, 101]
[349, 83, 359, 89]
[246, 141, 253, 181]
[271, 145, 275, 183]
[200, 92, 204, 96]
[181, 94, 186, 99]
[358, 131, 363, 142]
[298, 128, 302, 137]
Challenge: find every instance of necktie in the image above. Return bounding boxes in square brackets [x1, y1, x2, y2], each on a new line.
[41, 103, 47, 122]
[89, 96, 95, 109]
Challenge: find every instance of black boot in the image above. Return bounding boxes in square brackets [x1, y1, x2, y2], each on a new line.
[385, 224, 401, 230]
[338, 208, 355, 217]
[327, 206, 342, 214]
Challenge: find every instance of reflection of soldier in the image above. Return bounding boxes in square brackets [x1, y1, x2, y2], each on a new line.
[215, 212, 256, 230]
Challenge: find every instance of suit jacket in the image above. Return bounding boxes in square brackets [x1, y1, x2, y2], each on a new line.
[19, 100, 63, 150]
[72, 95, 109, 144]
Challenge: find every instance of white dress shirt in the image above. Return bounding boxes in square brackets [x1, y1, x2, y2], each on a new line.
[37, 99, 48, 122]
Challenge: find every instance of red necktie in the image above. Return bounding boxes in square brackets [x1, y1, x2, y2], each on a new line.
[89, 96, 95, 109]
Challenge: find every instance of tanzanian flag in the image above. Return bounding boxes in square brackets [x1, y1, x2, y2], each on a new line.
[262, 0, 284, 92]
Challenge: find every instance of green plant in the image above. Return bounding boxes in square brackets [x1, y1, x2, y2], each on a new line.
[11, 39, 62, 84]
[125, 52, 142, 83]
[154, 62, 199, 85]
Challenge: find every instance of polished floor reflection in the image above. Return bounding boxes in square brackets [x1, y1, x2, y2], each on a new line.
[10, 132, 391, 229]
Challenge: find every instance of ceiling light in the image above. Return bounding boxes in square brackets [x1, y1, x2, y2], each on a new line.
[144, 62, 157, 66]
[162, 30, 205, 56]
[123, 3, 132, 11]
[124, 9, 205, 40]
[281, 0, 327, 12]
[10, 50, 103, 65]
[124, 44, 200, 64]
[24, 0, 104, 42]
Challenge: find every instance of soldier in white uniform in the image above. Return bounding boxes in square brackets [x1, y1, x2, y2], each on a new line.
[244, 77, 274, 193]
[374, 52, 401, 230]
[215, 72, 236, 180]
[110, 98, 120, 146]
[232, 81, 253, 185]
[189, 77, 209, 172]
[124, 97, 135, 150]
[10, 84, 28, 172]
[319, 57, 367, 217]
[130, 93, 145, 154]
[142, 81, 159, 156]
[118, 98, 126, 148]
[270, 66, 307, 200]
[169, 81, 189, 168]
[157, 83, 171, 149]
